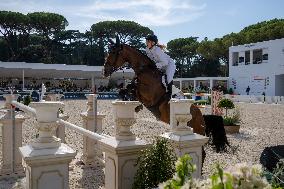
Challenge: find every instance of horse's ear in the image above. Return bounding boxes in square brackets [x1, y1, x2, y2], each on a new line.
[115, 35, 120, 47]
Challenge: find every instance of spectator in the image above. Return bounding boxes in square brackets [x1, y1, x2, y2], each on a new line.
[246, 86, 250, 95]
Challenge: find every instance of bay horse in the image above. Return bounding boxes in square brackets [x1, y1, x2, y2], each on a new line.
[104, 38, 230, 153]
[104, 39, 171, 123]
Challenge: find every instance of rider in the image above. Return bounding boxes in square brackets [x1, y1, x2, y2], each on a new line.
[145, 34, 176, 97]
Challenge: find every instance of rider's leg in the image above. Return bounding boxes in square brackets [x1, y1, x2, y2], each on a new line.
[167, 81, 173, 96]
[165, 62, 176, 95]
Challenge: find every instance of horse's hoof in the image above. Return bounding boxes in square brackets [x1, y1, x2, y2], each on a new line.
[135, 104, 143, 112]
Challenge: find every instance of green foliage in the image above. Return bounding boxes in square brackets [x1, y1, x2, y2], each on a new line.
[162, 161, 274, 189]
[27, 12, 68, 35]
[0, 11, 30, 60]
[91, 20, 153, 49]
[133, 137, 177, 189]
[167, 37, 199, 78]
[189, 57, 222, 77]
[162, 154, 196, 189]
[23, 95, 32, 106]
[265, 160, 284, 188]
[223, 116, 239, 126]
[218, 98, 235, 109]
[218, 98, 235, 117]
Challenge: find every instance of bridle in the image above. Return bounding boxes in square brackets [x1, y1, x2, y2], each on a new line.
[107, 44, 128, 73]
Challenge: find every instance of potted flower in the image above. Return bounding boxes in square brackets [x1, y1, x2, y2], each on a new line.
[218, 98, 241, 134]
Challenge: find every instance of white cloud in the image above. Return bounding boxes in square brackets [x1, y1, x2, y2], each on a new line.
[0, 0, 206, 31]
[76, 0, 206, 26]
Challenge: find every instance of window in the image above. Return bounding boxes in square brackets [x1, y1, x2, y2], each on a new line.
[253, 49, 262, 64]
[232, 52, 239, 66]
[245, 51, 250, 65]
[263, 53, 268, 60]
[239, 57, 244, 63]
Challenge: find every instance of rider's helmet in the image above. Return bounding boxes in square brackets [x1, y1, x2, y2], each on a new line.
[146, 34, 158, 44]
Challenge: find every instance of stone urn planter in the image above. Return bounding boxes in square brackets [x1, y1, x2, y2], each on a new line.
[224, 125, 240, 134]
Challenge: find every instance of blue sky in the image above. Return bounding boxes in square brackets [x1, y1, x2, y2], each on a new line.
[0, 0, 284, 44]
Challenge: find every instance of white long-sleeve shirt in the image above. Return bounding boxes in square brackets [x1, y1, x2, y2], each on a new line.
[145, 46, 174, 71]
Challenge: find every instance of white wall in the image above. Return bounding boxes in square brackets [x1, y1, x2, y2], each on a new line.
[229, 38, 284, 96]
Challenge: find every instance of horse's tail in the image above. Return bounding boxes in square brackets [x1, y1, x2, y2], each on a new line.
[203, 115, 230, 153]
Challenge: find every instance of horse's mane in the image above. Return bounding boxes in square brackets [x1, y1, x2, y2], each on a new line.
[123, 44, 157, 69]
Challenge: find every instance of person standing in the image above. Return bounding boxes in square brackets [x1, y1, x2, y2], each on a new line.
[246, 86, 250, 95]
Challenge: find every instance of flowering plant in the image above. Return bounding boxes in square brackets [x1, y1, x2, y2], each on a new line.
[160, 154, 273, 189]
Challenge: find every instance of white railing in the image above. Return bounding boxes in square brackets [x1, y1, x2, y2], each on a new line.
[57, 119, 107, 141]
[11, 101, 36, 116]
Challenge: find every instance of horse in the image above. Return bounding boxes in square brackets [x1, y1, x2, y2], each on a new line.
[104, 37, 229, 153]
[104, 38, 171, 123]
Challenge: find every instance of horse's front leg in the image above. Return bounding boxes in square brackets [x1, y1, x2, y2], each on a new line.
[159, 100, 170, 124]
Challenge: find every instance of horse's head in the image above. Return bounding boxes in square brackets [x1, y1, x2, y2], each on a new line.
[104, 36, 127, 77]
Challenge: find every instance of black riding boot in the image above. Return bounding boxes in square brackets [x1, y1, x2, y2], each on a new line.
[167, 81, 173, 97]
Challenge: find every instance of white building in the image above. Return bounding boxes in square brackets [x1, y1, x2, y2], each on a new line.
[173, 77, 228, 92]
[229, 38, 284, 96]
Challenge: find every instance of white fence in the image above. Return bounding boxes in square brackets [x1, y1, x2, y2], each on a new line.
[0, 94, 207, 189]
[224, 94, 284, 104]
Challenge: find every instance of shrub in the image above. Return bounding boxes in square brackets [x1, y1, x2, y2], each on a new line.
[223, 108, 241, 126]
[161, 159, 274, 189]
[218, 98, 235, 117]
[265, 160, 284, 188]
[133, 137, 177, 189]
[23, 95, 32, 106]
[161, 154, 196, 188]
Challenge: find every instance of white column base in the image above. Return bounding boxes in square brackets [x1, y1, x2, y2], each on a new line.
[80, 112, 106, 166]
[0, 111, 26, 178]
[161, 132, 208, 178]
[19, 143, 76, 189]
[100, 137, 148, 189]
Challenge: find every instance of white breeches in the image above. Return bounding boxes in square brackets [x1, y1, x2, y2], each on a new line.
[165, 61, 176, 83]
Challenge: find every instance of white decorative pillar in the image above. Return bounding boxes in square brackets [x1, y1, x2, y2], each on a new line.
[46, 93, 67, 142]
[100, 101, 148, 189]
[194, 80, 197, 92]
[162, 99, 208, 178]
[0, 95, 27, 177]
[81, 94, 106, 166]
[0, 94, 26, 178]
[19, 101, 76, 189]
